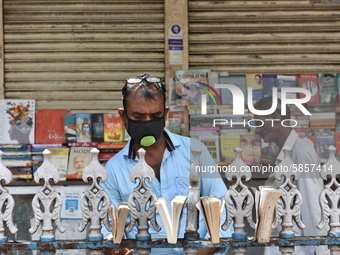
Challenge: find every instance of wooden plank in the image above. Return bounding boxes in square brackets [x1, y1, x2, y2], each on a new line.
[188, 1, 340, 10]
[4, 42, 164, 51]
[188, 11, 340, 21]
[190, 54, 340, 64]
[189, 43, 340, 54]
[189, 22, 340, 32]
[35, 100, 123, 110]
[5, 71, 165, 81]
[5, 52, 164, 61]
[5, 32, 164, 42]
[0, 0, 4, 98]
[5, 91, 121, 100]
[165, 0, 189, 136]
[4, 23, 164, 33]
[5, 81, 124, 91]
[5, 62, 164, 71]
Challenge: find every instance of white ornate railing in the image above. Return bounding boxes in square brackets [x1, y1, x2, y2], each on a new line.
[0, 146, 338, 255]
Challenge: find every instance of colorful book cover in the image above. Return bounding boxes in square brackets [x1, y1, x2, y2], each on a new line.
[76, 113, 92, 143]
[297, 73, 320, 104]
[245, 73, 263, 101]
[66, 146, 92, 180]
[240, 134, 261, 166]
[0, 99, 35, 144]
[315, 130, 335, 163]
[103, 114, 124, 142]
[207, 71, 226, 105]
[47, 147, 70, 182]
[219, 135, 240, 164]
[219, 75, 247, 105]
[262, 74, 277, 98]
[91, 113, 104, 142]
[64, 114, 76, 143]
[175, 69, 211, 106]
[35, 109, 70, 144]
[260, 140, 280, 165]
[318, 73, 338, 104]
[199, 136, 220, 163]
[275, 75, 297, 99]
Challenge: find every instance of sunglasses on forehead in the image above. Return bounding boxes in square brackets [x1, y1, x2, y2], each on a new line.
[125, 76, 162, 84]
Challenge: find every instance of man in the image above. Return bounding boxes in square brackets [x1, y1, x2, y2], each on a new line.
[253, 97, 328, 255]
[102, 73, 232, 255]
[67, 155, 89, 179]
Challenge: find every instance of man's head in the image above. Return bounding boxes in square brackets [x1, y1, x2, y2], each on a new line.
[73, 155, 89, 173]
[119, 73, 169, 147]
[253, 97, 291, 144]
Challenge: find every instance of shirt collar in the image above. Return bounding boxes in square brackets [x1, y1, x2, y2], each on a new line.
[276, 129, 299, 164]
[124, 129, 178, 160]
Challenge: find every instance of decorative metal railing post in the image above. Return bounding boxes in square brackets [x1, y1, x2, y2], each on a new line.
[223, 147, 255, 255]
[185, 147, 201, 255]
[318, 145, 340, 255]
[78, 148, 111, 243]
[29, 149, 65, 254]
[126, 148, 161, 255]
[0, 151, 18, 243]
[273, 146, 305, 255]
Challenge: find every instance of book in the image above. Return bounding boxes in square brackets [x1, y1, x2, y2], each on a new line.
[262, 74, 277, 98]
[198, 136, 220, 163]
[91, 113, 104, 142]
[103, 114, 124, 142]
[207, 71, 226, 105]
[318, 73, 338, 104]
[240, 134, 261, 166]
[245, 73, 263, 102]
[275, 75, 297, 99]
[66, 147, 92, 179]
[0, 99, 35, 144]
[297, 73, 320, 104]
[196, 196, 223, 244]
[76, 113, 92, 143]
[47, 147, 70, 181]
[315, 130, 335, 163]
[155, 196, 187, 244]
[107, 202, 130, 244]
[64, 114, 77, 143]
[35, 109, 70, 144]
[219, 135, 240, 164]
[175, 69, 210, 106]
[260, 140, 280, 165]
[219, 75, 247, 105]
[254, 186, 282, 242]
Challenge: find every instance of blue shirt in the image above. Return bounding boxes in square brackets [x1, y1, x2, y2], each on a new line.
[102, 130, 233, 254]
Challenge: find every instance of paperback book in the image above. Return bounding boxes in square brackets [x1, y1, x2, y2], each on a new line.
[67, 147, 92, 179]
[76, 113, 92, 143]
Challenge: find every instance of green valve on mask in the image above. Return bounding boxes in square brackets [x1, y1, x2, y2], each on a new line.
[140, 136, 156, 147]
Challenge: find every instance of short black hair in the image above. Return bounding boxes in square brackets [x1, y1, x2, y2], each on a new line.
[253, 96, 291, 120]
[122, 72, 166, 109]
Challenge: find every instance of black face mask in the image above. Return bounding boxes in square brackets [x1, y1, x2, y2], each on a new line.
[127, 115, 165, 147]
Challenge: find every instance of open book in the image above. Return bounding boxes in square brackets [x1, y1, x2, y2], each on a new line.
[107, 202, 130, 244]
[155, 195, 187, 244]
[196, 196, 224, 243]
[254, 186, 282, 242]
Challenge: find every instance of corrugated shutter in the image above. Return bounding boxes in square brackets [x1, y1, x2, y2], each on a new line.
[188, 0, 340, 75]
[3, 0, 165, 111]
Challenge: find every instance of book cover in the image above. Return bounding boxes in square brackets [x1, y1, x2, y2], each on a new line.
[66, 147, 92, 180]
[64, 114, 76, 143]
[245, 73, 263, 101]
[198, 136, 220, 163]
[0, 100, 35, 144]
[76, 113, 92, 143]
[207, 71, 226, 105]
[91, 113, 104, 142]
[275, 75, 297, 99]
[260, 140, 279, 165]
[175, 69, 211, 106]
[335, 131, 340, 157]
[262, 74, 277, 98]
[47, 147, 70, 182]
[103, 114, 124, 142]
[35, 109, 70, 144]
[318, 73, 338, 104]
[240, 134, 261, 166]
[315, 131, 335, 163]
[297, 73, 320, 104]
[219, 75, 247, 105]
[219, 135, 240, 164]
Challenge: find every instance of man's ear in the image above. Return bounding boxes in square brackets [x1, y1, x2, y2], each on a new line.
[118, 108, 126, 124]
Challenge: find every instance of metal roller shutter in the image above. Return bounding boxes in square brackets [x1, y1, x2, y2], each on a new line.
[188, 0, 340, 75]
[3, 0, 165, 111]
